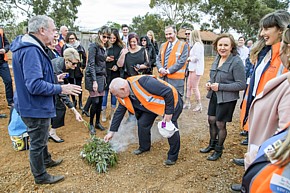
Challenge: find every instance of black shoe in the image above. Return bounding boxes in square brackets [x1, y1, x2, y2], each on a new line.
[163, 159, 176, 166]
[95, 123, 105, 131]
[89, 125, 96, 135]
[49, 135, 64, 143]
[45, 159, 63, 168]
[200, 140, 217, 153]
[207, 151, 222, 161]
[233, 158, 244, 166]
[240, 137, 248, 145]
[82, 109, 90, 117]
[239, 130, 248, 137]
[231, 184, 242, 191]
[132, 149, 148, 155]
[35, 175, 64, 184]
[0, 114, 7, 118]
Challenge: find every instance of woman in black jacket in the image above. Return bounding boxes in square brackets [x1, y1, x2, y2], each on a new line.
[140, 35, 156, 74]
[101, 28, 124, 122]
[85, 26, 111, 135]
[62, 32, 87, 109]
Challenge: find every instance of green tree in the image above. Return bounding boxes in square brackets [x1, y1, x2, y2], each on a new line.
[149, 0, 201, 27]
[49, 0, 81, 29]
[0, 1, 15, 25]
[105, 21, 121, 30]
[131, 13, 168, 42]
[1, 0, 81, 30]
[199, 0, 288, 38]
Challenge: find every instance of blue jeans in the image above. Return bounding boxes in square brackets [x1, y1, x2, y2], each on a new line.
[0, 62, 13, 105]
[21, 117, 52, 180]
[102, 90, 117, 110]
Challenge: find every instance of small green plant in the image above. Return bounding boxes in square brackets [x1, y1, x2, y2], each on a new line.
[80, 136, 118, 173]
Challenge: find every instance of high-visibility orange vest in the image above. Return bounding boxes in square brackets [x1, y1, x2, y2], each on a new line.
[250, 161, 289, 192]
[58, 39, 65, 48]
[117, 75, 179, 116]
[160, 40, 187, 79]
[0, 29, 8, 61]
[240, 42, 288, 131]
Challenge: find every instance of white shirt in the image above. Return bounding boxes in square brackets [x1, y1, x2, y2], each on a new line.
[237, 46, 250, 66]
[188, 42, 204, 75]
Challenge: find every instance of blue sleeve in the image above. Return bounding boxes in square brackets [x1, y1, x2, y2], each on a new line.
[23, 48, 62, 96]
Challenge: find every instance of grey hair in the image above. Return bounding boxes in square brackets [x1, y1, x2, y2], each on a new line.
[165, 25, 177, 33]
[28, 15, 54, 33]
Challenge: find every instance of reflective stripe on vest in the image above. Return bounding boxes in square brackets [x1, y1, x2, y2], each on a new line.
[0, 29, 8, 61]
[240, 42, 288, 131]
[117, 75, 178, 116]
[160, 40, 187, 79]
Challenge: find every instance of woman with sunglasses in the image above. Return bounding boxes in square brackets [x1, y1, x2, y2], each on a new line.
[49, 48, 83, 143]
[140, 35, 156, 74]
[101, 28, 124, 122]
[85, 26, 111, 135]
[61, 32, 87, 110]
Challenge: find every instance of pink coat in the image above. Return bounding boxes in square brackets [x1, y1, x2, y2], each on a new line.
[245, 72, 290, 169]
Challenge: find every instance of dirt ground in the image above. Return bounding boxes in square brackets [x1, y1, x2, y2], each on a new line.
[0, 57, 247, 193]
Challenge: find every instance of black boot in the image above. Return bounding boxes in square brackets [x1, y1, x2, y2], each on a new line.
[79, 100, 83, 110]
[89, 125, 96, 135]
[207, 145, 223, 161]
[200, 139, 217, 153]
[73, 100, 77, 108]
[78, 94, 83, 110]
[95, 123, 106, 131]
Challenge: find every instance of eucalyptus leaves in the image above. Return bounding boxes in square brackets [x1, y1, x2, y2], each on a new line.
[81, 121, 118, 173]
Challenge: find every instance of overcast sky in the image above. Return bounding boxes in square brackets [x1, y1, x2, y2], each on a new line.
[75, 0, 154, 30]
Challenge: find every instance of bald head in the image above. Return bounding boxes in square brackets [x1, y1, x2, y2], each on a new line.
[109, 78, 130, 98]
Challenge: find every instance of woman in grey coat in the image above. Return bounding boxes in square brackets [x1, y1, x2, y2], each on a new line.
[200, 34, 246, 160]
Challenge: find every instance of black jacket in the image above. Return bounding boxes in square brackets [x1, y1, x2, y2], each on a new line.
[0, 32, 10, 63]
[105, 43, 123, 89]
[61, 44, 87, 79]
[85, 43, 107, 92]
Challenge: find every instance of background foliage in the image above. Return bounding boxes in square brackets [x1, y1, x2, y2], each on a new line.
[0, 0, 289, 42]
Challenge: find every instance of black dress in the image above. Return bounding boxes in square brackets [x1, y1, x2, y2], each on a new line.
[123, 47, 149, 78]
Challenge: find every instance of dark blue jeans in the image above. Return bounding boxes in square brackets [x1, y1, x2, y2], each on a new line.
[102, 89, 117, 110]
[21, 117, 52, 180]
[0, 62, 13, 105]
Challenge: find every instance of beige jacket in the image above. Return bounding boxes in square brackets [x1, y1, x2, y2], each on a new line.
[245, 72, 290, 169]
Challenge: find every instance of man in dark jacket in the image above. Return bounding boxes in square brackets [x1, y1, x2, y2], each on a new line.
[0, 26, 13, 107]
[10, 15, 81, 185]
[104, 75, 183, 165]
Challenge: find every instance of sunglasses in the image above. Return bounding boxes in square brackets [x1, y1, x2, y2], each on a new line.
[102, 35, 110, 39]
[141, 39, 146, 42]
[69, 37, 76, 40]
[185, 33, 190, 35]
[68, 60, 78, 66]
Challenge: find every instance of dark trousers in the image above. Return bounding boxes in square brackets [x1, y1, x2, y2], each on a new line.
[21, 117, 52, 180]
[0, 62, 13, 105]
[136, 97, 183, 162]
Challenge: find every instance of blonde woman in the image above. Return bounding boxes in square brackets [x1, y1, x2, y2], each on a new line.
[241, 29, 290, 191]
[183, 30, 205, 112]
[147, 30, 159, 57]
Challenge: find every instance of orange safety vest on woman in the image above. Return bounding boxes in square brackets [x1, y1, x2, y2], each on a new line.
[117, 75, 179, 116]
[160, 40, 187, 79]
[0, 29, 8, 61]
[240, 42, 288, 131]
